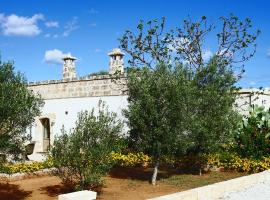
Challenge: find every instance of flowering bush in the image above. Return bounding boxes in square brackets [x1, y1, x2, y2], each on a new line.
[111, 152, 151, 167]
[111, 152, 270, 173]
[2, 152, 270, 175]
[0, 159, 54, 174]
[205, 153, 270, 173]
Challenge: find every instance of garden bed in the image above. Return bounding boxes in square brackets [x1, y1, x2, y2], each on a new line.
[0, 168, 56, 182]
[0, 167, 246, 200]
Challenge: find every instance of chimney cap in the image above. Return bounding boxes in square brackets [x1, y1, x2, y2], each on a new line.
[108, 48, 125, 56]
[62, 54, 77, 61]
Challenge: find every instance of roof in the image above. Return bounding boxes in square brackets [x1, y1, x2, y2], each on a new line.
[62, 54, 77, 61]
[108, 48, 125, 56]
[238, 88, 270, 95]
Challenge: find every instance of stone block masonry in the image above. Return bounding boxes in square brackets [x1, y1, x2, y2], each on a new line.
[28, 75, 127, 100]
[58, 190, 97, 200]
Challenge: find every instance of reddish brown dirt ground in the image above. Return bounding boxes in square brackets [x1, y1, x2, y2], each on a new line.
[0, 167, 244, 200]
[0, 176, 179, 200]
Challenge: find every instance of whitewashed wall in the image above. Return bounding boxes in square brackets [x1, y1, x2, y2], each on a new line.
[27, 84, 270, 161]
[236, 89, 270, 115]
[28, 95, 128, 161]
[41, 95, 128, 135]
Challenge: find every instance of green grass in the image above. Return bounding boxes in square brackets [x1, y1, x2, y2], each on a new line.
[161, 171, 245, 190]
[109, 167, 246, 191]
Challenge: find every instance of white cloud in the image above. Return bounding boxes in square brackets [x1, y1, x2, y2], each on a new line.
[0, 13, 44, 36]
[202, 50, 213, 61]
[45, 21, 59, 28]
[216, 49, 233, 58]
[63, 17, 78, 37]
[89, 8, 99, 14]
[44, 33, 59, 38]
[44, 49, 70, 65]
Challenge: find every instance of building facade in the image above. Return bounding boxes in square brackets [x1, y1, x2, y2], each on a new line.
[26, 48, 270, 161]
[27, 49, 128, 161]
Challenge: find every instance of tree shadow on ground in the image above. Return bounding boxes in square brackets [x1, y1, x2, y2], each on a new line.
[40, 182, 104, 197]
[39, 184, 74, 197]
[109, 166, 201, 182]
[0, 182, 32, 200]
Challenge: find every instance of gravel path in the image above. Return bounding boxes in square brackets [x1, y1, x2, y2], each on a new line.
[220, 180, 270, 200]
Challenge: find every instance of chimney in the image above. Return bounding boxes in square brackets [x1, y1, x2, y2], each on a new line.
[62, 54, 77, 79]
[108, 48, 125, 74]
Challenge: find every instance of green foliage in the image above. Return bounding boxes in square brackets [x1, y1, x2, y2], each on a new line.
[186, 58, 241, 156]
[0, 59, 43, 160]
[120, 15, 258, 182]
[234, 105, 270, 158]
[120, 15, 260, 73]
[89, 70, 109, 76]
[111, 151, 151, 167]
[206, 152, 270, 173]
[124, 60, 240, 166]
[124, 64, 191, 161]
[0, 159, 54, 174]
[50, 101, 124, 190]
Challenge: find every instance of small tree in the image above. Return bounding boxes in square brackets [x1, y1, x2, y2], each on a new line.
[0, 59, 43, 160]
[124, 63, 192, 184]
[120, 15, 259, 184]
[51, 101, 124, 190]
[186, 57, 241, 174]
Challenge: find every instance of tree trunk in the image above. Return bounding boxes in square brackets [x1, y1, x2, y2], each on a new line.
[199, 168, 202, 176]
[151, 161, 159, 185]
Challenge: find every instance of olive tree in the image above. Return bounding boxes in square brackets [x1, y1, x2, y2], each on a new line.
[0, 59, 43, 159]
[120, 14, 259, 184]
[51, 101, 124, 190]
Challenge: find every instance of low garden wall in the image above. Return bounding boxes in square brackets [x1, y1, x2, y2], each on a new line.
[149, 170, 270, 200]
[0, 168, 56, 182]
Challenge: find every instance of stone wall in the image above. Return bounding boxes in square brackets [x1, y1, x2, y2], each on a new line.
[149, 170, 270, 200]
[28, 75, 127, 100]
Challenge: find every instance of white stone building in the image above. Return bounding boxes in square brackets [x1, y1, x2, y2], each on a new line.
[236, 88, 270, 115]
[26, 48, 270, 161]
[27, 49, 128, 161]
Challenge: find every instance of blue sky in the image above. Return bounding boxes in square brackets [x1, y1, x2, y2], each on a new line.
[0, 0, 269, 88]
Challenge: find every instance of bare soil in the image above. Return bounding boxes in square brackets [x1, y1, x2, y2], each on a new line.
[0, 167, 245, 200]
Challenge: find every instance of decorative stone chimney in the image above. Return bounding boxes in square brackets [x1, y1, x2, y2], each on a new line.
[62, 54, 77, 79]
[108, 48, 125, 74]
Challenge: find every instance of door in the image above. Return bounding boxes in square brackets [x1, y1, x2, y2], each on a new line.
[40, 118, 50, 152]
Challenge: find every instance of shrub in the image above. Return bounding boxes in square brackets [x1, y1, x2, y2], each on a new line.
[89, 70, 108, 76]
[50, 101, 124, 190]
[234, 105, 270, 158]
[110, 151, 270, 173]
[0, 160, 54, 174]
[111, 152, 151, 167]
[205, 153, 270, 173]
